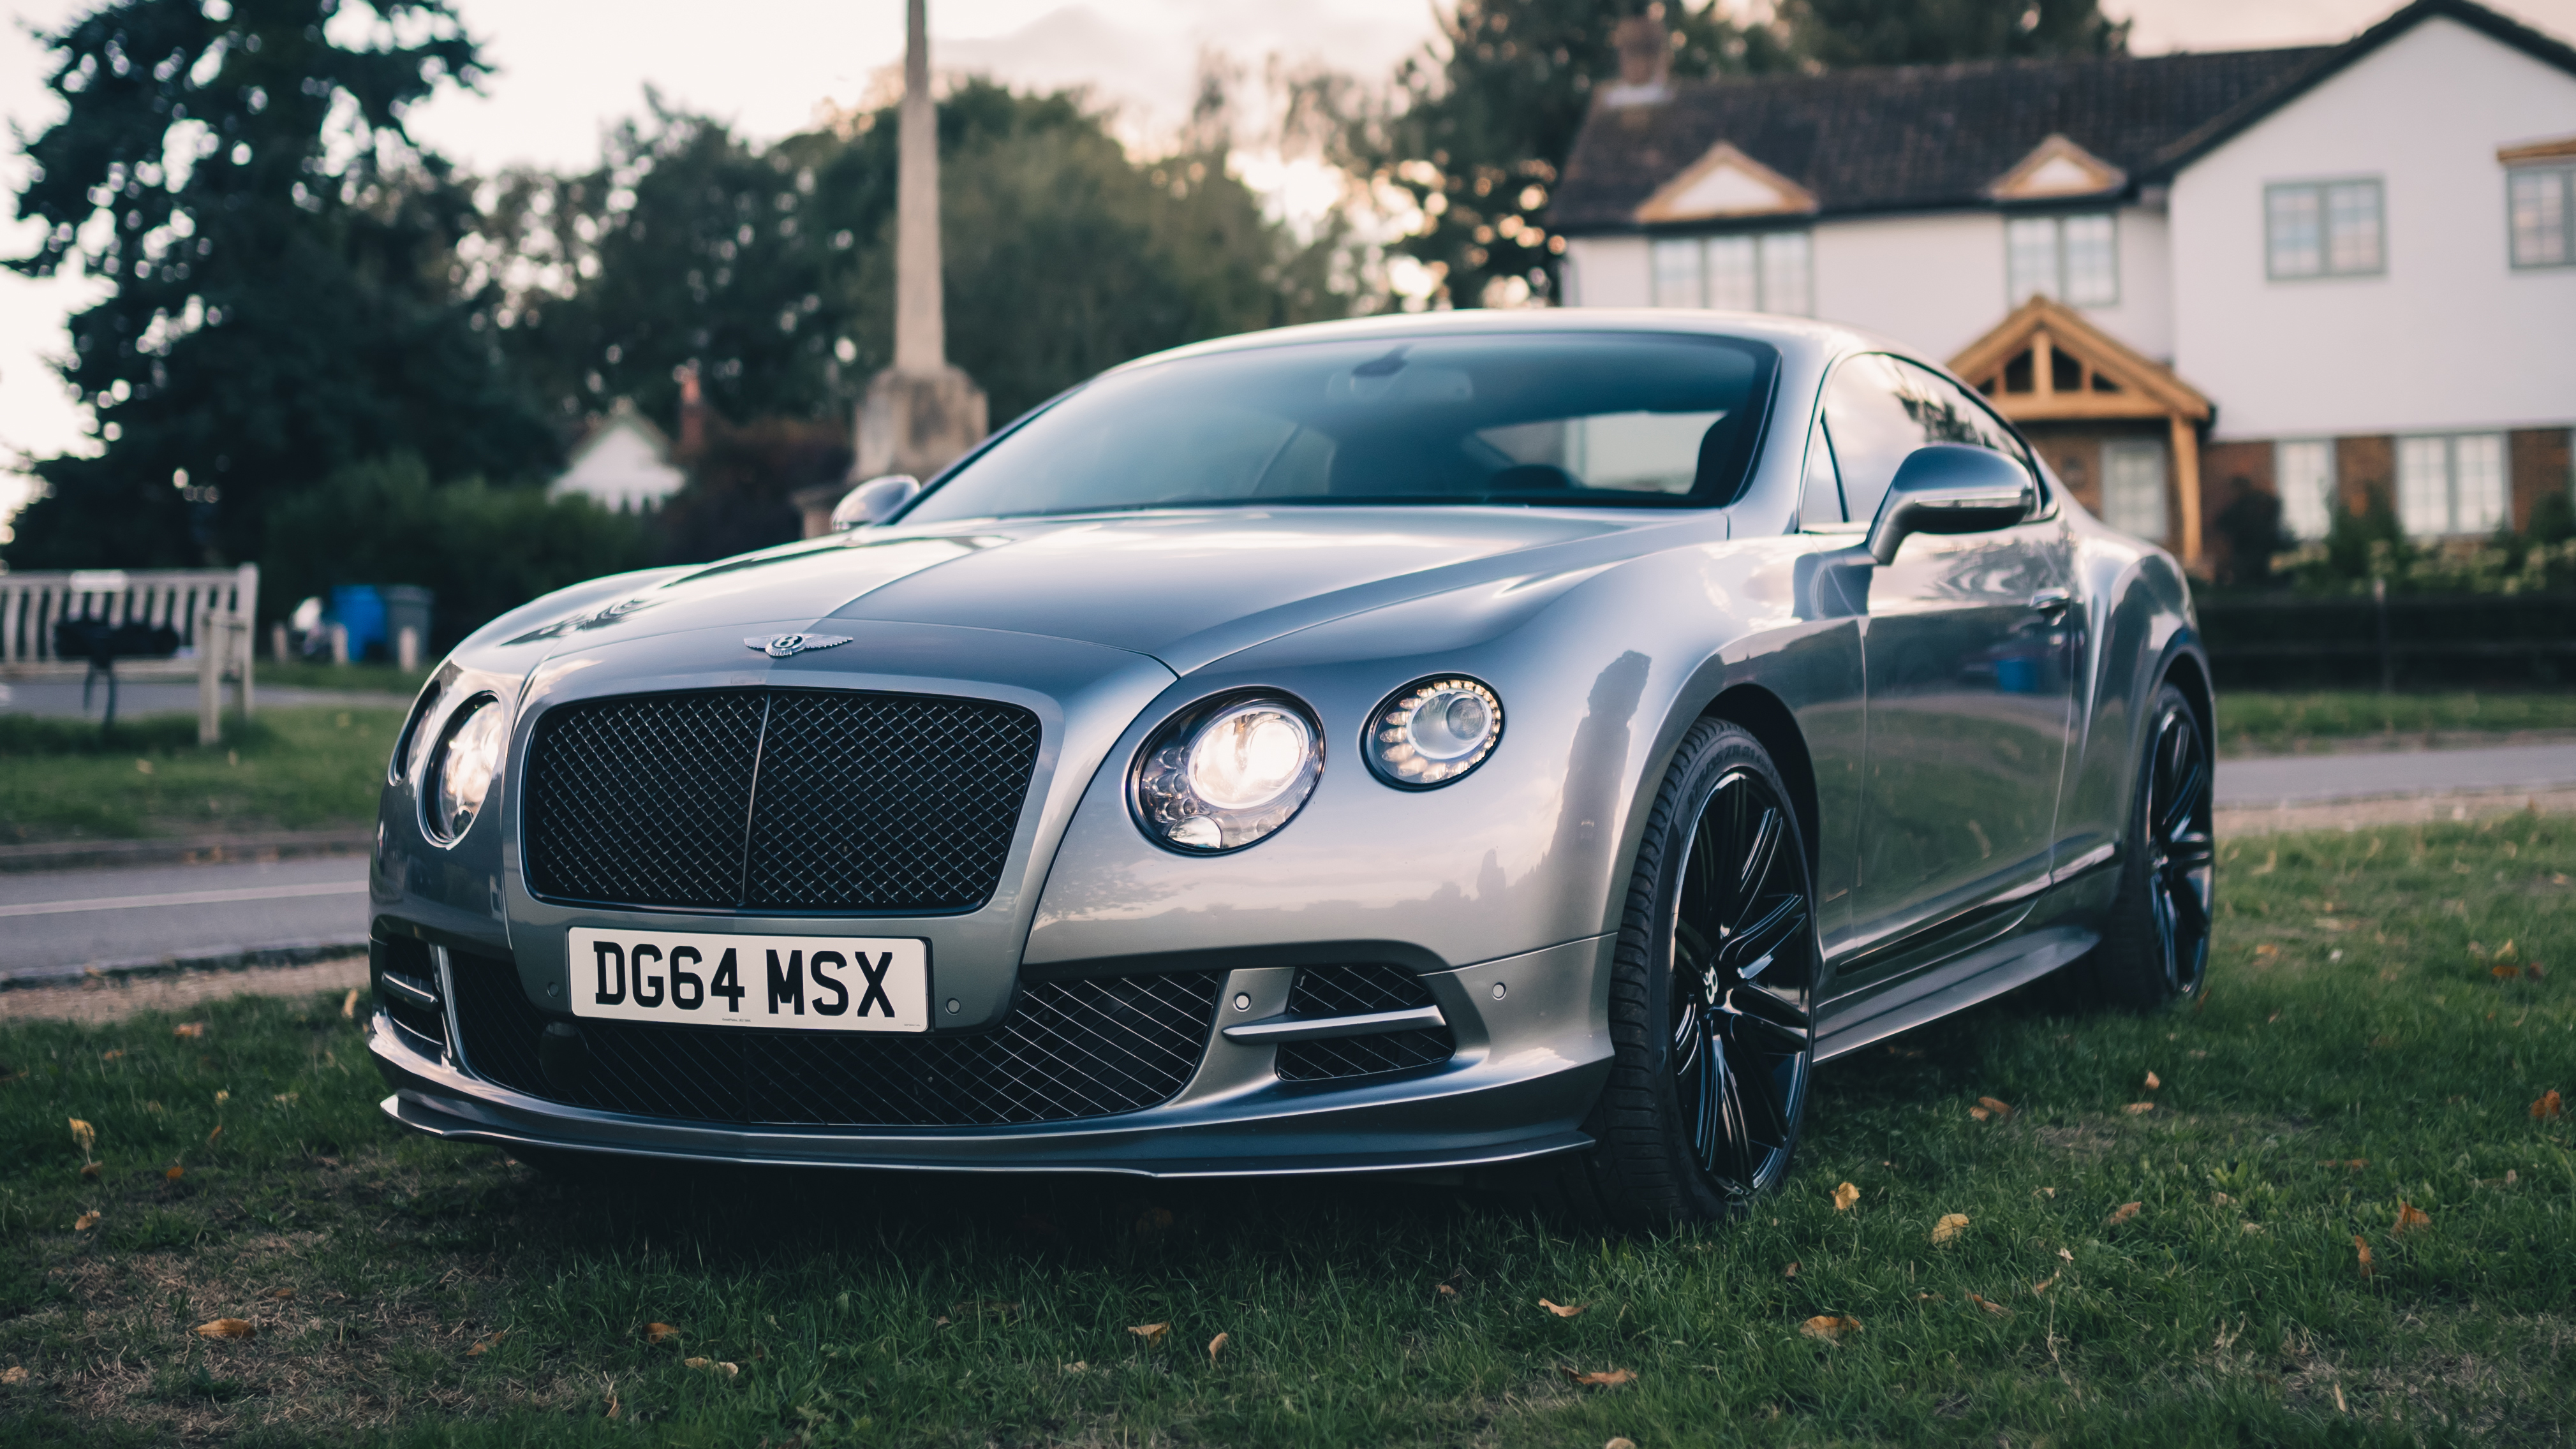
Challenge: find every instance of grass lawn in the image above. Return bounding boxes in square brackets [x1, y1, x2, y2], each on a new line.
[0, 819, 2567, 1446]
[2215, 691, 2576, 758]
[0, 707, 403, 845]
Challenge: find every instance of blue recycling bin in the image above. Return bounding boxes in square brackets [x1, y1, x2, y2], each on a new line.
[329, 585, 387, 661]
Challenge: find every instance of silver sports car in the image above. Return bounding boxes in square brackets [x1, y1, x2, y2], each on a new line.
[369, 310, 2213, 1228]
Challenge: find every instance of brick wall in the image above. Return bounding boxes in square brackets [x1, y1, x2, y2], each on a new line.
[2335, 435, 2396, 515]
[2509, 427, 2573, 532]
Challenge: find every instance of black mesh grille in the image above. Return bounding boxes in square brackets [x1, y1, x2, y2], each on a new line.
[447, 950, 1220, 1128]
[1275, 963, 1456, 1084]
[523, 688, 1040, 913]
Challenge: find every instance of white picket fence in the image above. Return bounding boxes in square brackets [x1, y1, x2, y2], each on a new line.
[0, 564, 258, 742]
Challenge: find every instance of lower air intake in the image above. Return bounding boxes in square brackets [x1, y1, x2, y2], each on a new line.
[1274, 963, 1456, 1083]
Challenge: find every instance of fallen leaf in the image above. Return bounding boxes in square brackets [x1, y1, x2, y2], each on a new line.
[467, 1330, 507, 1357]
[272, 1092, 297, 1104]
[1832, 1181, 1860, 1212]
[1969, 1105, 1992, 1122]
[1434, 1283, 1459, 1300]
[207, 1124, 223, 1145]
[1206, 1331, 1227, 1365]
[0, 1367, 24, 1385]
[1800, 1314, 1861, 1342]
[2124, 1102, 2156, 1114]
[2353, 1235, 2373, 1277]
[2493, 964, 2523, 979]
[1932, 1212, 1969, 1245]
[2059, 1247, 2074, 1261]
[2144, 1071, 2161, 1090]
[262, 1287, 294, 1301]
[1539, 1298, 1585, 1318]
[1129, 1323, 1169, 1346]
[68, 1119, 95, 1154]
[643, 1322, 681, 1344]
[683, 1357, 708, 1369]
[165, 1165, 184, 1182]
[213, 1091, 228, 1106]
[1607, 1439, 1639, 1449]
[79, 1163, 99, 1181]
[1968, 1292, 2013, 1318]
[2031, 1273, 2059, 1295]
[72, 1211, 100, 1231]
[341, 988, 360, 1019]
[101, 1050, 123, 1062]
[1134, 1206, 1174, 1237]
[2253, 942, 2281, 962]
[2534, 1089, 2565, 1120]
[172, 1023, 206, 1039]
[1782, 1261, 1798, 1279]
[1976, 1095, 2014, 1119]
[716, 1362, 741, 1377]
[2107, 1202, 2142, 1226]
[1564, 1367, 1636, 1386]
[2395, 1202, 2431, 1233]
[2499, 939, 2517, 959]
[195, 1318, 256, 1340]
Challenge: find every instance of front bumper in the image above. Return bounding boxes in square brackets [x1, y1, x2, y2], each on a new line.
[371, 936, 1613, 1177]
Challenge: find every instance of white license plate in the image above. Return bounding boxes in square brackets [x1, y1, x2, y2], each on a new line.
[568, 929, 929, 1033]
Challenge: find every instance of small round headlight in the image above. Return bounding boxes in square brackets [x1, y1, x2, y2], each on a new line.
[1133, 695, 1322, 853]
[424, 695, 507, 844]
[1366, 676, 1502, 788]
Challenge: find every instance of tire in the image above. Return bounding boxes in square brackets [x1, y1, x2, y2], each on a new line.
[1546, 718, 1821, 1232]
[2078, 680, 2214, 1011]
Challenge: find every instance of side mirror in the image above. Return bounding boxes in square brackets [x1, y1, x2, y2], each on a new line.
[1863, 445, 2035, 565]
[830, 474, 921, 531]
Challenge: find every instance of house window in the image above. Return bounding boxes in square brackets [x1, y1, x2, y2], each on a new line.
[2005, 213, 2119, 307]
[2267, 179, 2384, 279]
[2508, 165, 2574, 268]
[2100, 438, 2168, 542]
[2275, 439, 2337, 541]
[1649, 232, 1812, 314]
[2397, 434, 2506, 538]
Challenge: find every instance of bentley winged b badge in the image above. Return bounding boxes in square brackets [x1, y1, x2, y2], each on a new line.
[746, 633, 853, 659]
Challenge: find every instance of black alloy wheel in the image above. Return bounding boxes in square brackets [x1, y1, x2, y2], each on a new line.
[1669, 765, 1815, 1197]
[1550, 718, 1819, 1229]
[2081, 682, 2214, 1010]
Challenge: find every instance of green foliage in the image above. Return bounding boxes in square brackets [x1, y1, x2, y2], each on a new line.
[4, 0, 558, 573]
[0, 704, 401, 842]
[1777, 0, 2129, 68]
[260, 455, 658, 648]
[2279, 486, 2576, 596]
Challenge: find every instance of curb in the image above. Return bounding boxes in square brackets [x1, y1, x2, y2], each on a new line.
[0, 939, 369, 992]
[0, 828, 374, 874]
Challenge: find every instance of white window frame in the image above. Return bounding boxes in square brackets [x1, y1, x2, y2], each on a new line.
[2396, 433, 2509, 539]
[2274, 438, 2337, 542]
[1647, 231, 1814, 316]
[2004, 212, 2120, 307]
[2266, 177, 2385, 280]
[2099, 438, 2169, 543]
[2507, 164, 2575, 270]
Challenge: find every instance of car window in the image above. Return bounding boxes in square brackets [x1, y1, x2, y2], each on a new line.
[1821, 355, 2029, 525]
[900, 332, 1782, 523]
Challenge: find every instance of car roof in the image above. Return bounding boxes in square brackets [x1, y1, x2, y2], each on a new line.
[1104, 307, 1884, 378]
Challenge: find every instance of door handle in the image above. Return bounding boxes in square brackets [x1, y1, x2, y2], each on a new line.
[2029, 589, 2073, 617]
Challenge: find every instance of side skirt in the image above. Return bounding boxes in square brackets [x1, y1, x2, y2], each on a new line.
[1811, 923, 2098, 1063]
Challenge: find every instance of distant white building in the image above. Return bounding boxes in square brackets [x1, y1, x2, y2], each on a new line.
[549, 399, 686, 512]
[1553, 0, 2576, 572]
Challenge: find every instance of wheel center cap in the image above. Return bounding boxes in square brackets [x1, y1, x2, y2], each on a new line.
[1701, 965, 1723, 1008]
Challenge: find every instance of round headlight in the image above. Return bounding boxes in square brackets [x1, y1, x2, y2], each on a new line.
[424, 695, 507, 844]
[1366, 676, 1502, 788]
[1132, 695, 1322, 853]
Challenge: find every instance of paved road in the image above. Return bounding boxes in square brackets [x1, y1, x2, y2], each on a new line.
[2213, 742, 2576, 807]
[0, 680, 409, 717]
[0, 855, 372, 979]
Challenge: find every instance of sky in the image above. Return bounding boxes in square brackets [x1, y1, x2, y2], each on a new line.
[6, 0, 2575, 531]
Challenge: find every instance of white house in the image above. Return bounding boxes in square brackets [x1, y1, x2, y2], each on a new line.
[1553, 0, 2576, 573]
[549, 399, 688, 512]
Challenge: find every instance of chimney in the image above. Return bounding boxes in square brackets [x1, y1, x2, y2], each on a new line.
[1608, 5, 1673, 105]
[677, 366, 706, 458]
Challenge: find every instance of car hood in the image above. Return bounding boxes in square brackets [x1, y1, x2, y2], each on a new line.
[482, 509, 1670, 674]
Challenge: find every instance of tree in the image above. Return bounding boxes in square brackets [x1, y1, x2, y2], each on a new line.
[5, 0, 558, 573]
[1777, 0, 2128, 69]
[1344, 1, 1798, 310]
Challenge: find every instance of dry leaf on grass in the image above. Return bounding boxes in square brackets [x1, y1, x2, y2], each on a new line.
[643, 1322, 681, 1344]
[2031, 1273, 2059, 1295]
[172, 1022, 206, 1039]
[2144, 1071, 2161, 1090]
[1435, 1283, 1460, 1300]
[2124, 1102, 2156, 1115]
[164, 1165, 184, 1182]
[2107, 1202, 2142, 1225]
[1932, 1212, 1969, 1244]
[1206, 1332, 1227, 1365]
[2395, 1202, 2431, 1233]
[72, 1211, 100, 1232]
[68, 1119, 94, 1154]
[1832, 1181, 1860, 1212]
[1783, 1261, 1798, 1278]
[101, 1050, 123, 1062]
[1799, 1314, 1860, 1342]
[1129, 1323, 1170, 1346]
[262, 1287, 294, 1301]
[1564, 1367, 1636, 1387]
[1968, 1293, 2013, 1318]
[78, 1163, 99, 1181]
[2492, 964, 2523, 979]
[467, 1330, 507, 1357]
[1976, 1096, 2013, 1121]
[683, 1358, 739, 1377]
[1607, 1439, 1639, 1449]
[195, 1318, 256, 1340]
[206, 1124, 223, 1145]
[2353, 1235, 2374, 1277]
[1539, 1298, 1585, 1318]
[341, 988, 360, 1019]
[1, 1367, 25, 1385]
[2533, 1089, 2564, 1120]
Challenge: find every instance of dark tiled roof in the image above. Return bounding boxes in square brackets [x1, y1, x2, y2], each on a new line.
[1555, 47, 2322, 231]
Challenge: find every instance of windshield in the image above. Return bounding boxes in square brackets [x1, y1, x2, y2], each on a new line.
[901, 332, 1780, 525]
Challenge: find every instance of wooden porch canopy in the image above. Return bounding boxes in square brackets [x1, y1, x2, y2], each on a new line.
[1950, 297, 2215, 564]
